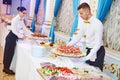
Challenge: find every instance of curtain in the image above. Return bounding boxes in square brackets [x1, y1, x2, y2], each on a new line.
[97, 0, 112, 22]
[39, 0, 46, 33]
[31, 0, 41, 32]
[36, 0, 44, 25]
[70, 0, 80, 40]
[42, 0, 47, 24]
[49, 0, 62, 42]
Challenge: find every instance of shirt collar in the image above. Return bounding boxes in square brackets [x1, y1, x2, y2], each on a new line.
[88, 16, 94, 22]
[83, 16, 94, 24]
[16, 14, 23, 21]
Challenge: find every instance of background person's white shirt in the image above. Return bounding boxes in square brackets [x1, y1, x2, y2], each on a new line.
[68, 16, 103, 61]
[10, 14, 33, 38]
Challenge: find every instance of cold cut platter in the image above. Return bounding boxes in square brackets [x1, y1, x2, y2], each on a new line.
[51, 45, 86, 58]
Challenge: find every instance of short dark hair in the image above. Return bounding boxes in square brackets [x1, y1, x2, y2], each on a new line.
[77, 3, 90, 10]
[17, 6, 26, 12]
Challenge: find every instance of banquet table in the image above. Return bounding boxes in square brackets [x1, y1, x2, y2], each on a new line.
[11, 40, 51, 80]
[10, 40, 113, 80]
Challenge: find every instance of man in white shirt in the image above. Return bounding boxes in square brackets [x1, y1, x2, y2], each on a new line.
[68, 3, 105, 71]
[3, 6, 33, 75]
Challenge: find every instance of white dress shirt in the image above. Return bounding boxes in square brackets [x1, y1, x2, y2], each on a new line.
[68, 16, 103, 61]
[10, 14, 33, 38]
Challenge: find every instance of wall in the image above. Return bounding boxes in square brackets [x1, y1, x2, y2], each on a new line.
[10, 0, 31, 18]
[0, 0, 1, 13]
[0, 0, 10, 14]
[54, 0, 74, 45]
[102, 1, 120, 79]
[56, 0, 74, 35]
[103, 0, 120, 52]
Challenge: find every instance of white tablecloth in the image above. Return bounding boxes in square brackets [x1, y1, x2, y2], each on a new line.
[0, 23, 10, 47]
[11, 41, 47, 80]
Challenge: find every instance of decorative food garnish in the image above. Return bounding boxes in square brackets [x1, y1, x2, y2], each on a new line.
[40, 42, 45, 45]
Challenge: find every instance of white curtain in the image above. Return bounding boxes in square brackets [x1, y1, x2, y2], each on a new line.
[29, 0, 36, 17]
[45, 0, 55, 23]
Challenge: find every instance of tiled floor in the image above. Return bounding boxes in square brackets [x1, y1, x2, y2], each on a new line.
[0, 44, 15, 80]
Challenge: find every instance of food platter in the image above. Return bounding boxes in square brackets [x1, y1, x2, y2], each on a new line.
[37, 62, 75, 80]
[27, 33, 50, 40]
[51, 45, 86, 58]
[51, 48, 86, 58]
[36, 40, 58, 47]
[28, 36, 50, 40]
[37, 62, 114, 80]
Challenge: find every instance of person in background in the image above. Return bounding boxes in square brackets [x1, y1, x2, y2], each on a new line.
[3, 6, 33, 75]
[67, 3, 105, 71]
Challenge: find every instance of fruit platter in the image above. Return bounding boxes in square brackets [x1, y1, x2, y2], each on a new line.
[38, 42, 58, 47]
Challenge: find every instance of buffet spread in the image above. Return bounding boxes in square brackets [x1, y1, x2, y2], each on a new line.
[0, 14, 116, 80]
[16, 33, 113, 80]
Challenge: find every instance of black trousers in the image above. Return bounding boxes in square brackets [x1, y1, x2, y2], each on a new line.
[3, 31, 18, 69]
[85, 46, 105, 71]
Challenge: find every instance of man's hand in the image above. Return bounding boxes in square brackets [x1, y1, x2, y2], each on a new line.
[66, 43, 72, 46]
[22, 35, 27, 39]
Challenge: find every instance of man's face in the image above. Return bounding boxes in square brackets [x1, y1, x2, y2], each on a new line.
[78, 8, 89, 20]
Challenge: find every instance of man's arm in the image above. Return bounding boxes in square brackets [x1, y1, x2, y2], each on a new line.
[67, 28, 83, 46]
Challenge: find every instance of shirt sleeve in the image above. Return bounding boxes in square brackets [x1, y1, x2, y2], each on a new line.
[22, 21, 33, 36]
[67, 26, 84, 46]
[79, 22, 103, 61]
